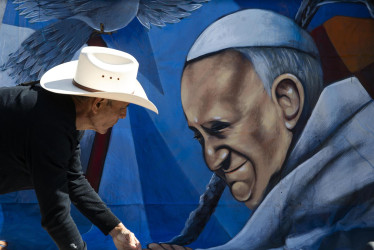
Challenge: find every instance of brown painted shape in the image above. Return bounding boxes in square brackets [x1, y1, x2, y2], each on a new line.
[310, 26, 351, 86]
[323, 16, 374, 73]
[85, 129, 112, 192]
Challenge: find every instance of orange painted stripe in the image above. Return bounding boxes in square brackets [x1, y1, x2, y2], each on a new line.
[323, 16, 374, 73]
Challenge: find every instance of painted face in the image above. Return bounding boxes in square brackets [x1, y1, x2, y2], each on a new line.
[181, 50, 292, 209]
[89, 99, 129, 134]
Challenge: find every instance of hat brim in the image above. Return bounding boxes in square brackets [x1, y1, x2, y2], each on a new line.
[40, 61, 158, 114]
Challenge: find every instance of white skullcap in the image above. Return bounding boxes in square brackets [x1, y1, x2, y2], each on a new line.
[187, 9, 319, 61]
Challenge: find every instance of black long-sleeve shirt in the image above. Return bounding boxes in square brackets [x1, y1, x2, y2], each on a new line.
[0, 84, 120, 249]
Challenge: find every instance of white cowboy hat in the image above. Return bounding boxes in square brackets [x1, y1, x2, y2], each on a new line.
[40, 46, 158, 114]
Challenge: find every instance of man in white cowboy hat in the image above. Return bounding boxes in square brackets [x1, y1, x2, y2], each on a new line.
[148, 9, 374, 250]
[0, 46, 158, 250]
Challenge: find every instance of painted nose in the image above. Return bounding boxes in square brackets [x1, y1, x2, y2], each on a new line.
[204, 142, 229, 171]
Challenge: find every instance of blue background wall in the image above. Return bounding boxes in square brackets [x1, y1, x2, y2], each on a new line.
[0, 0, 371, 249]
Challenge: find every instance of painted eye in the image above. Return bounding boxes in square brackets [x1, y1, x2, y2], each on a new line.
[193, 131, 204, 145]
[189, 127, 204, 145]
[207, 121, 230, 135]
[211, 121, 230, 132]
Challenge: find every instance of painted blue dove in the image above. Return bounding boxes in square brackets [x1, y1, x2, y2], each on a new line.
[1, 0, 210, 85]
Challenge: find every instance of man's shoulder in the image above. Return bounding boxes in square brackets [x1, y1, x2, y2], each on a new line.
[0, 85, 34, 105]
[0, 84, 76, 130]
[0, 84, 66, 108]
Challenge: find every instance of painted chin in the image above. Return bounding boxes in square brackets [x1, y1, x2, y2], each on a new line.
[225, 161, 255, 202]
[231, 182, 253, 201]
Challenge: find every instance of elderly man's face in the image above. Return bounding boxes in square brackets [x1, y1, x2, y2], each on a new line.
[89, 99, 129, 134]
[181, 50, 293, 209]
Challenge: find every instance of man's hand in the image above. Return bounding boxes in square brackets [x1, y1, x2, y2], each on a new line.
[109, 223, 141, 250]
[145, 243, 192, 250]
[0, 241, 7, 250]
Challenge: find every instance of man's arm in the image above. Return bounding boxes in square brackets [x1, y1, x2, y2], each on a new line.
[30, 126, 87, 249]
[66, 140, 120, 234]
[67, 135, 141, 249]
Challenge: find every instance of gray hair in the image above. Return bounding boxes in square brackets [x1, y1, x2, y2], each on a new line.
[235, 47, 323, 119]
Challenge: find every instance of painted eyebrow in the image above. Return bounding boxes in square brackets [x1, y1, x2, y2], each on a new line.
[201, 119, 230, 127]
[199, 116, 222, 124]
[201, 120, 230, 134]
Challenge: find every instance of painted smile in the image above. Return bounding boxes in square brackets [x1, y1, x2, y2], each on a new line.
[223, 159, 256, 202]
[224, 160, 247, 174]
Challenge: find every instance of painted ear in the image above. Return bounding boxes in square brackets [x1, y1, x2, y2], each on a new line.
[271, 74, 305, 130]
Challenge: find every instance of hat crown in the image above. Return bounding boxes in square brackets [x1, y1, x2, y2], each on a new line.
[74, 46, 138, 93]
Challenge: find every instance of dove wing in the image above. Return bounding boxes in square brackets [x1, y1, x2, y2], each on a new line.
[137, 0, 210, 29]
[12, 0, 107, 23]
[2, 19, 92, 84]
